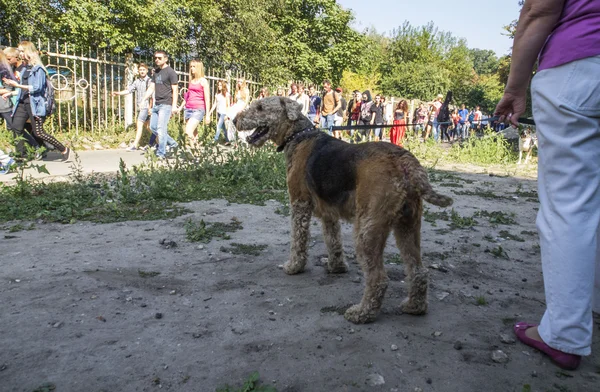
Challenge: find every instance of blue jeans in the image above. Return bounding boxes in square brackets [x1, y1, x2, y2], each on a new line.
[150, 104, 178, 157]
[432, 119, 440, 142]
[215, 113, 228, 142]
[461, 123, 470, 139]
[320, 114, 335, 135]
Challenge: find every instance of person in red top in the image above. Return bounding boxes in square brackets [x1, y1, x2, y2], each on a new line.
[389, 100, 408, 146]
[175, 59, 210, 148]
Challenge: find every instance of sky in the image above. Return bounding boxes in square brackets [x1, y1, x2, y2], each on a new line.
[337, 0, 522, 57]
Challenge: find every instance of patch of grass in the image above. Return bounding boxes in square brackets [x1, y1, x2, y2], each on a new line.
[220, 243, 268, 256]
[274, 202, 290, 217]
[473, 210, 517, 226]
[216, 372, 277, 392]
[449, 209, 477, 229]
[452, 188, 513, 201]
[488, 245, 509, 259]
[423, 208, 449, 225]
[320, 304, 353, 315]
[483, 234, 496, 242]
[185, 217, 243, 243]
[475, 296, 488, 306]
[498, 230, 525, 242]
[447, 129, 517, 165]
[522, 384, 532, 392]
[423, 251, 451, 261]
[439, 182, 464, 188]
[384, 253, 403, 264]
[520, 230, 536, 236]
[0, 144, 288, 224]
[7, 223, 35, 232]
[138, 270, 160, 278]
[514, 184, 538, 199]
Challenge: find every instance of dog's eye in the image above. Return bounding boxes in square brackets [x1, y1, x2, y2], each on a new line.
[257, 103, 263, 111]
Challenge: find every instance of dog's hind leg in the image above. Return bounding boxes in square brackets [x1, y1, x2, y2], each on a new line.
[321, 217, 348, 274]
[283, 200, 312, 275]
[393, 200, 428, 315]
[344, 218, 390, 324]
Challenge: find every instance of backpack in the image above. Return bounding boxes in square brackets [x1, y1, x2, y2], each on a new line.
[436, 91, 452, 123]
[360, 101, 372, 121]
[44, 74, 56, 116]
[468, 112, 474, 122]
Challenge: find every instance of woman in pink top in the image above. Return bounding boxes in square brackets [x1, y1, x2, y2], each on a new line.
[176, 59, 210, 147]
[496, 0, 600, 371]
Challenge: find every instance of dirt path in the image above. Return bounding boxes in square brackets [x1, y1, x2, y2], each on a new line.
[1, 167, 598, 392]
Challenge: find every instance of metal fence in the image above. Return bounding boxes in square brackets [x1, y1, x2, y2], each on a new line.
[0, 38, 262, 135]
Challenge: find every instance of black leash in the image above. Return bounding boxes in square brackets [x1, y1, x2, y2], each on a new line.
[324, 115, 535, 131]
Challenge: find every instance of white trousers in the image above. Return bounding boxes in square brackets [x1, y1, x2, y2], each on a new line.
[532, 55, 600, 356]
[0, 149, 11, 166]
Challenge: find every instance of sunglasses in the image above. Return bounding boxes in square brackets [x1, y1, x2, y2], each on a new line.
[154, 56, 164, 60]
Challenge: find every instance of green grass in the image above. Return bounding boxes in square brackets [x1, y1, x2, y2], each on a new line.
[218, 372, 277, 392]
[0, 143, 288, 224]
[185, 218, 243, 243]
[0, 126, 527, 227]
[475, 296, 488, 306]
[138, 270, 160, 278]
[473, 210, 517, 226]
[220, 243, 268, 256]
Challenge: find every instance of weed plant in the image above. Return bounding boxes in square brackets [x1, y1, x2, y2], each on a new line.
[447, 129, 517, 165]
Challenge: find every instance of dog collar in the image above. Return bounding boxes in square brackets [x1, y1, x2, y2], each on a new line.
[276, 126, 316, 152]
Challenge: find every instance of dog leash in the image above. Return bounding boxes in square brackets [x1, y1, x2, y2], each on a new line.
[327, 115, 535, 131]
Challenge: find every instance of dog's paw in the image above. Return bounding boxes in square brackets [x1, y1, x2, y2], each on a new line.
[327, 261, 349, 274]
[400, 298, 428, 315]
[282, 260, 305, 275]
[344, 304, 377, 324]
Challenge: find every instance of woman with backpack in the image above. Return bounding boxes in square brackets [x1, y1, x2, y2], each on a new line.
[2, 41, 70, 161]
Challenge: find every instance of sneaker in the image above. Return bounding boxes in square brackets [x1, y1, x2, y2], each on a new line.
[125, 145, 137, 152]
[0, 158, 15, 175]
[62, 147, 71, 162]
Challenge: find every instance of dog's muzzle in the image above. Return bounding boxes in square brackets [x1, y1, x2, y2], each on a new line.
[246, 126, 269, 144]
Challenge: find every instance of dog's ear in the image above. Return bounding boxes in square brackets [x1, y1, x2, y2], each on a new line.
[282, 98, 301, 121]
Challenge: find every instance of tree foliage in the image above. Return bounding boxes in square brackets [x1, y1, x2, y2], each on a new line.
[1, 0, 515, 109]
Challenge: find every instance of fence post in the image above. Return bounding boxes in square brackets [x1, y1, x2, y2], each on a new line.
[124, 53, 134, 128]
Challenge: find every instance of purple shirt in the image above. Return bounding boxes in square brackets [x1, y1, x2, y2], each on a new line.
[538, 0, 600, 71]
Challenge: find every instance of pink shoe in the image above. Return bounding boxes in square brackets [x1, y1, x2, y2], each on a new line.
[514, 322, 581, 370]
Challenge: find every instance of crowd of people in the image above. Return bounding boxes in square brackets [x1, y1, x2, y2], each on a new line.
[1, 40, 71, 174]
[0, 44, 496, 172]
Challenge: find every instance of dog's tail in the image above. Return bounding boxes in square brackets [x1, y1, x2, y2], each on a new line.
[422, 187, 454, 207]
[401, 160, 453, 207]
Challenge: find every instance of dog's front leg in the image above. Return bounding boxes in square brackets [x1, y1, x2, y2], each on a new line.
[321, 218, 348, 274]
[283, 200, 312, 275]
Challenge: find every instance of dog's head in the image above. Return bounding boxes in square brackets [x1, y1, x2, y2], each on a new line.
[236, 97, 308, 148]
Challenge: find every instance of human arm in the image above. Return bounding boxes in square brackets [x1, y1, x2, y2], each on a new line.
[142, 82, 155, 103]
[495, 0, 565, 126]
[171, 84, 178, 113]
[202, 78, 210, 124]
[332, 92, 342, 114]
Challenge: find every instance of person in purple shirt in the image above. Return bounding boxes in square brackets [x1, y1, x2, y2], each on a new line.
[496, 0, 600, 371]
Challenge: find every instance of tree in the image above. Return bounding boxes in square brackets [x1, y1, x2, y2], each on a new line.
[469, 49, 499, 75]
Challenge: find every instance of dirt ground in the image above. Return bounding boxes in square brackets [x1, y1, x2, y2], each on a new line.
[1, 164, 599, 392]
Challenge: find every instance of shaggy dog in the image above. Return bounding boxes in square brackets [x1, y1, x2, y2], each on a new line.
[236, 97, 453, 324]
[518, 128, 538, 164]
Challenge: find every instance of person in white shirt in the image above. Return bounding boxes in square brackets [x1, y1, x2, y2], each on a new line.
[208, 80, 230, 144]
